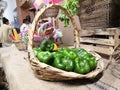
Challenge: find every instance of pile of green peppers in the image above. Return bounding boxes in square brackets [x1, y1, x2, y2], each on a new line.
[33, 40, 98, 74]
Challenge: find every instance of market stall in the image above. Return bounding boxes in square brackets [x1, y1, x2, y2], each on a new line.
[1, 0, 120, 89]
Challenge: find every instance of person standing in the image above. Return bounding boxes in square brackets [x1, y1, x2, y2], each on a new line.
[0, 17, 13, 47]
[26, 15, 32, 27]
[20, 19, 29, 33]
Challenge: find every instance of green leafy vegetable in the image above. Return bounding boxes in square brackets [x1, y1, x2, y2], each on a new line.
[59, 0, 80, 27]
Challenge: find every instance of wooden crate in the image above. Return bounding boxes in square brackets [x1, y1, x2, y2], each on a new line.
[78, 0, 120, 30]
[80, 28, 120, 55]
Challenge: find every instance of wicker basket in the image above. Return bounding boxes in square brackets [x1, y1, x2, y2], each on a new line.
[108, 44, 120, 78]
[13, 40, 27, 51]
[28, 4, 104, 81]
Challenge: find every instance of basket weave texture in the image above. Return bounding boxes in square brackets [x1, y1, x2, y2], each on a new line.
[108, 44, 120, 79]
[13, 40, 27, 51]
[28, 4, 104, 81]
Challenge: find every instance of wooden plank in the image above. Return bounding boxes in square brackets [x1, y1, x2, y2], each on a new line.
[80, 10, 109, 20]
[80, 28, 120, 36]
[81, 22, 108, 27]
[79, 28, 120, 55]
[81, 26, 106, 30]
[80, 30, 95, 36]
[80, 37, 114, 46]
[80, 44, 113, 55]
[80, 18, 108, 23]
[114, 29, 120, 48]
[81, 0, 112, 8]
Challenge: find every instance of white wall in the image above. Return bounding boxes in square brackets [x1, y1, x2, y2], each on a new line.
[3, 0, 17, 26]
[59, 16, 81, 45]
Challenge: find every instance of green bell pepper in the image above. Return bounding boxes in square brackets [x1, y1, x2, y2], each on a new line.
[37, 51, 53, 64]
[64, 50, 77, 60]
[40, 40, 54, 52]
[33, 47, 41, 56]
[77, 48, 88, 56]
[88, 56, 98, 70]
[58, 47, 77, 60]
[62, 57, 74, 71]
[77, 48, 90, 61]
[52, 51, 63, 58]
[58, 47, 70, 53]
[74, 58, 91, 74]
[52, 57, 65, 70]
[70, 48, 80, 53]
[52, 56, 74, 71]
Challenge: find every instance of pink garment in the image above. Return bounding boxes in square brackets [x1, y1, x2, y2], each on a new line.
[33, 31, 43, 42]
[33, 0, 44, 10]
[34, 0, 63, 10]
[33, 35, 42, 42]
[43, 0, 63, 4]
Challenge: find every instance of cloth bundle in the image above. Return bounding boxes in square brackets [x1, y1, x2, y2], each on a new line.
[19, 30, 28, 43]
[33, 31, 42, 42]
[53, 29, 63, 39]
[38, 22, 54, 36]
[34, 0, 63, 10]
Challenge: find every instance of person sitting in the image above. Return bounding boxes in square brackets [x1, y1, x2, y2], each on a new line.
[0, 17, 13, 47]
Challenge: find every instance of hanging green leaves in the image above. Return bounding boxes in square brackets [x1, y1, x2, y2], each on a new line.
[59, 0, 80, 27]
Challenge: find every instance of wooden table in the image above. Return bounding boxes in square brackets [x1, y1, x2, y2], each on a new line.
[0, 46, 120, 90]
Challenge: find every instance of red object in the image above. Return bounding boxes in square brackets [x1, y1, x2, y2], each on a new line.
[10, 34, 16, 40]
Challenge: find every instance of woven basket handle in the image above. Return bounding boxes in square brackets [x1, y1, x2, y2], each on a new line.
[28, 4, 80, 51]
